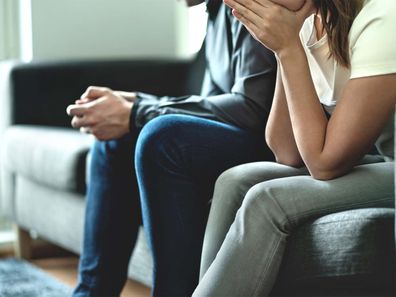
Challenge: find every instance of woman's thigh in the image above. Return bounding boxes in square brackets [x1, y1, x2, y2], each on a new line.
[246, 161, 394, 232]
[200, 162, 308, 278]
[196, 161, 393, 297]
[200, 155, 388, 277]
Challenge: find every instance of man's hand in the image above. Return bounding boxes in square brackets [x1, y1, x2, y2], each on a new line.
[76, 87, 137, 104]
[66, 86, 134, 141]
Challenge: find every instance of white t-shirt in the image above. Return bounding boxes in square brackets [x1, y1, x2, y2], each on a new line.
[300, 0, 396, 160]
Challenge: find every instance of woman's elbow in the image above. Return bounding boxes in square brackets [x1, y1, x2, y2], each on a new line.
[266, 139, 303, 168]
[310, 170, 339, 181]
[274, 154, 304, 168]
[309, 165, 351, 181]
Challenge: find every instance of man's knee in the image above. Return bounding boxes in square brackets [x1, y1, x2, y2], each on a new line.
[135, 115, 190, 167]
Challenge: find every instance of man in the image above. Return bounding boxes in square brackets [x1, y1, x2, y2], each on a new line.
[68, 0, 276, 296]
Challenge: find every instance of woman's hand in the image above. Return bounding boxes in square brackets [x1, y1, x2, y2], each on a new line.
[223, 0, 314, 56]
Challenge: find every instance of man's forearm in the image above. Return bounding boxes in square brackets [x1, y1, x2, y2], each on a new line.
[132, 92, 269, 133]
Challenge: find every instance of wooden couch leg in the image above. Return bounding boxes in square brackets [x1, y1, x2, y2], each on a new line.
[13, 225, 32, 259]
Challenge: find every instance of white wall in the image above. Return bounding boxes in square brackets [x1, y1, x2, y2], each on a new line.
[0, 0, 20, 60]
[0, 4, 5, 59]
[0, 0, 207, 61]
[176, 2, 207, 58]
[28, 0, 184, 60]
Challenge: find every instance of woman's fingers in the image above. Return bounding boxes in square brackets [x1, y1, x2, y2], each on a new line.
[296, 0, 316, 19]
[231, 8, 263, 41]
[224, 0, 264, 29]
[224, 0, 269, 46]
[255, 0, 277, 9]
[225, 0, 309, 53]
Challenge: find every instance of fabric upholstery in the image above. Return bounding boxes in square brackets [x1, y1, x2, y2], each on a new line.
[273, 208, 395, 295]
[127, 228, 153, 287]
[0, 162, 15, 219]
[3, 126, 92, 193]
[8, 60, 193, 128]
[14, 175, 85, 254]
[128, 208, 395, 292]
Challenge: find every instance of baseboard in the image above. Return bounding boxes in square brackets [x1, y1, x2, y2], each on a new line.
[0, 236, 76, 259]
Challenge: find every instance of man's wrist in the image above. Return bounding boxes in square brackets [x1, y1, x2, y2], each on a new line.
[115, 91, 137, 102]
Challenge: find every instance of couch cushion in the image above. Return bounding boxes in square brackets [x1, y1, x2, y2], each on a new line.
[2, 126, 92, 193]
[272, 208, 395, 296]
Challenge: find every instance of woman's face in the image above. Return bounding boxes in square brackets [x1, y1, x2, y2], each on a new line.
[271, 0, 306, 11]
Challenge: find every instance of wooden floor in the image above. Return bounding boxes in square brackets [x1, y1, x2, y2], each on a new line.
[32, 256, 151, 297]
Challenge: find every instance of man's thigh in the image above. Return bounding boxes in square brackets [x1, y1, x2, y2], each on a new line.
[136, 114, 273, 183]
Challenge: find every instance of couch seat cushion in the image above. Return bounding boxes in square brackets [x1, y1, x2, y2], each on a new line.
[3, 125, 92, 193]
[272, 208, 395, 296]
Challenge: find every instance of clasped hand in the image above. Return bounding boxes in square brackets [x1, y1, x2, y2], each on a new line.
[66, 86, 135, 141]
[223, 0, 315, 56]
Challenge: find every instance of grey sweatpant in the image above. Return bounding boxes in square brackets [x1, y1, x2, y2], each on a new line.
[193, 158, 394, 297]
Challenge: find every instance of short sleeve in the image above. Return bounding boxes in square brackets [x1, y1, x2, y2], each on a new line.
[349, 0, 396, 79]
[299, 15, 314, 48]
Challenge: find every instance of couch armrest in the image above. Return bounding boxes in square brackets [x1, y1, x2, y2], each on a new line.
[1, 56, 203, 129]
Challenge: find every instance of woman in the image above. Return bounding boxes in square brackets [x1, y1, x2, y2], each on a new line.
[193, 0, 396, 296]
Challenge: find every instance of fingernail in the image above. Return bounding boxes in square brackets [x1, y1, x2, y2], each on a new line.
[232, 9, 241, 18]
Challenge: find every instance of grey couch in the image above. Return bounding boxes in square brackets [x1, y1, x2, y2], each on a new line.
[0, 55, 394, 296]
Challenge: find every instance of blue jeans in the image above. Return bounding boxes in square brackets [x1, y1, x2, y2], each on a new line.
[73, 115, 273, 297]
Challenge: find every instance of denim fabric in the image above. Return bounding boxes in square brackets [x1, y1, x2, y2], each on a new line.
[73, 130, 141, 297]
[73, 115, 272, 297]
[135, 115, 272, 296]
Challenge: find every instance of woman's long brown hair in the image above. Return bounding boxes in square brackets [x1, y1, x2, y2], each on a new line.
[314, 0, 364, 67]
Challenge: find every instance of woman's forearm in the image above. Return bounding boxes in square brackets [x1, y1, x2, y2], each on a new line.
[277, 45, 338, 179]
[223, 0, 395, 180]
[266, 67, 303, 167]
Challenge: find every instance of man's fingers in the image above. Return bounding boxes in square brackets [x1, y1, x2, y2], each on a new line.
[66, 104, 87, 117]
[71, 115, 96, 129]
[76, 97, 97, 104]
[71, 116, 85, 129]
[81, 86, 111, 99]
[80, 126, 92, 134]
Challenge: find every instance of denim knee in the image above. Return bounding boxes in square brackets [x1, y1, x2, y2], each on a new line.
[135, 115, 193, 169]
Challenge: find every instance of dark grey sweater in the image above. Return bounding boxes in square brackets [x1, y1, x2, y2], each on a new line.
[132, 0, 277, 133]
